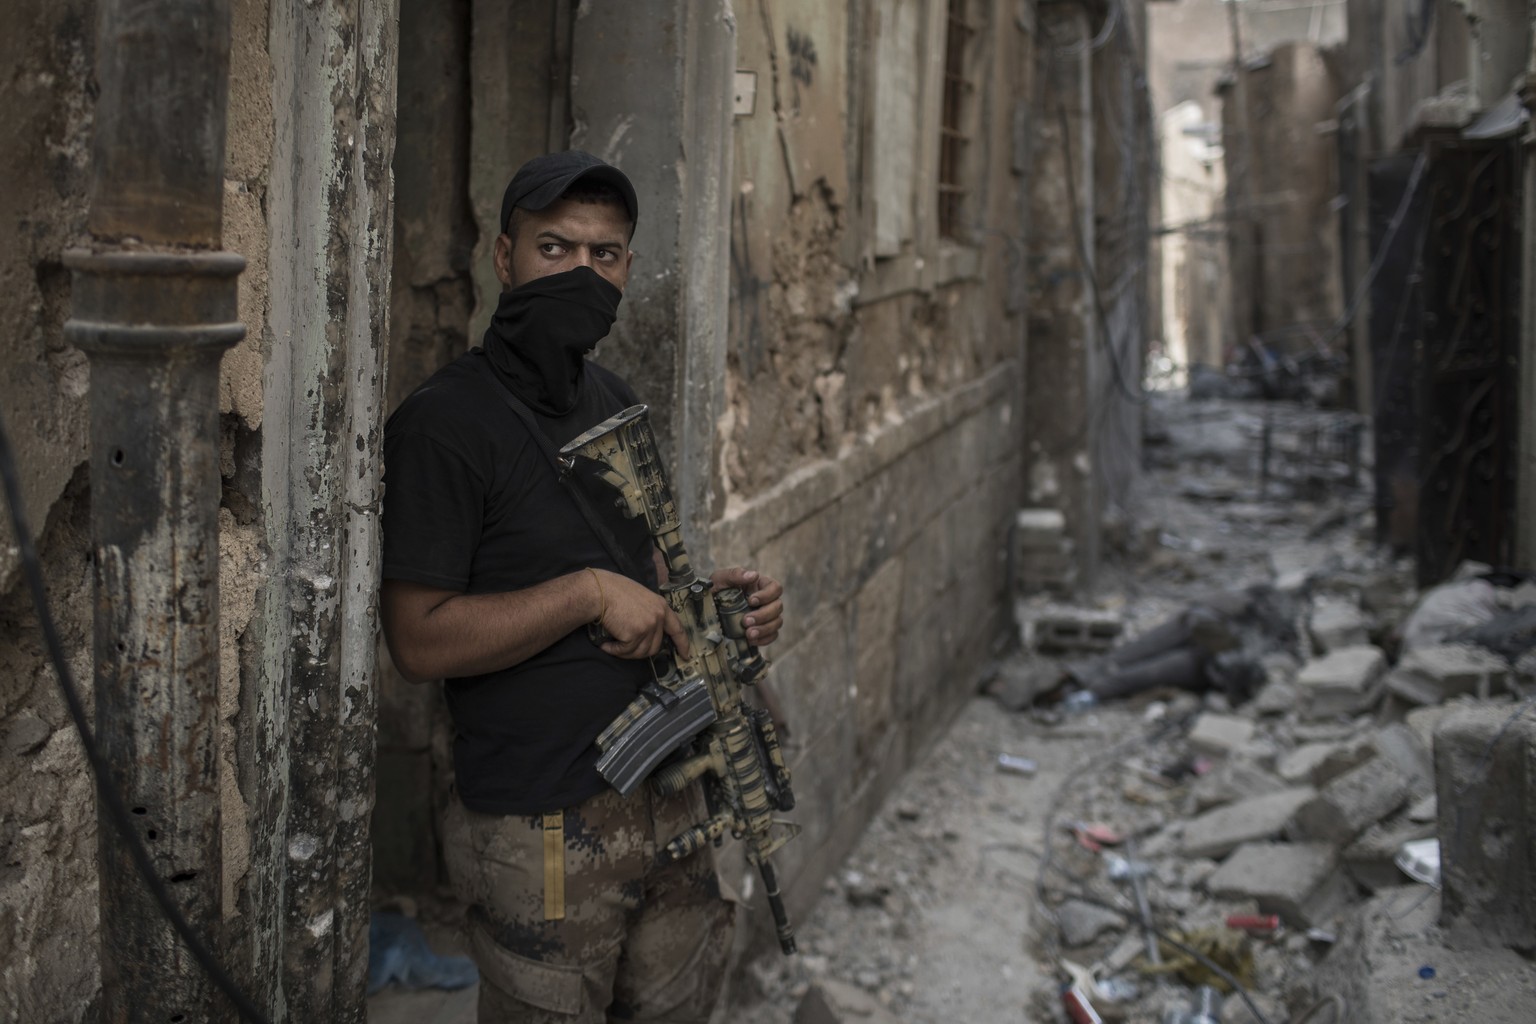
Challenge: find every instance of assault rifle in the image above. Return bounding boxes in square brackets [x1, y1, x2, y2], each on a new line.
[559, 404, 801, 955]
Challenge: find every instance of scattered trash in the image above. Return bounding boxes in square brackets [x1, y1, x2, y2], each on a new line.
[997, 753, 1039, 776]
[1104, 853, 1152, 882]
[1060, 981, 1106, 1024]
[1224, 914, 1281, 935]
[1066, 821, 1123, 852]
[367, 911, 479, 996]
[1063, 690, 1100, 713]
[1305, 928, 1337, 945]
[1095, 975, 1141, 1003]
[1417, 964, 1436, 980]
[1141, 927, 1255, 992]
[1395, 837, 1441, 886]
[1164, 985, 1223, 1023]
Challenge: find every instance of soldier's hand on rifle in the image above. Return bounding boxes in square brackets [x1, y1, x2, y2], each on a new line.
[710, 567, 784, 646]
[592, 568, 691, 659]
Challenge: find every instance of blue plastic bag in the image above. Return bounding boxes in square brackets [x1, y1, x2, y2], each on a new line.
[367, 911, 480, 996]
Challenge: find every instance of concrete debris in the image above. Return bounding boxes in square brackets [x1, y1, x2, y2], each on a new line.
[1314, 889, 1536, 1024]
[1366, 724, 1433, 793]
[1178, 787, 1317, 859]
[1274, 738, 1373, 787]
[733, 397, 1536, 1024]
[1290, 757, 1412, 846]
[1056, 899, 1127, 948]
[1027, 608, 1124, 654]
[1341, 817, 1437, 892]
[1434, 704, 1536, 952]
[1308, 597, 1369, 653]
[1187, 759, 1284, 813]
[838, 870, 890, 909]
[1384, 643, 1509, 706]
[1012, 508, 1078, 595]
[1295, 645, 1386, 718]
[793, 979, 902, 1024]
[1204, 841, 1352, 928]
[1186, 712, 1257, 758]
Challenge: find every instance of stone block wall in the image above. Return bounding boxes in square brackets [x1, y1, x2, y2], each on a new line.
[711, 368, 1021, 925]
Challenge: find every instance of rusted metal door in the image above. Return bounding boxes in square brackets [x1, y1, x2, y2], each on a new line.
[1416, 138, 1523, 585]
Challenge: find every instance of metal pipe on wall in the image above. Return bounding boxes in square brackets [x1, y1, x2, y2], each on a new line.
[62, 0, 243, 1019]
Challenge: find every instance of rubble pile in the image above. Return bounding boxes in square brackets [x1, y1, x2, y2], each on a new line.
[728, 397, 1536, 1024]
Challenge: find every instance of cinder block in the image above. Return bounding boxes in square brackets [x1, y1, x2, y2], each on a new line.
[1385, 644, 1508, 707]
[1027, 610, 1122, 654]
[1309, 598, 1369, 653]
[1295, 645, 1386, 718]
[1435, 704, 1536, 951]
[1291, 756, 1411, 847]
[1180, 787, 1316, 859]
[1188, 713, 1258, 759]
[1011, 508, 1078, 594]
[1205, 841, 1353, 928]
[795, 978, 902, 1024]
[1013, 508, 1068, 546]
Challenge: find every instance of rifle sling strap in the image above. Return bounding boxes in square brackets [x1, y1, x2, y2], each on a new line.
[475, 355, 648, 583]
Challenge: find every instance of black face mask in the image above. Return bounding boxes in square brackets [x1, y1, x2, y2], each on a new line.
[483, 266, 623, 415]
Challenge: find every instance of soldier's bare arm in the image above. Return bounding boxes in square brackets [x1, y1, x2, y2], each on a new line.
[381, 569, 686, 683]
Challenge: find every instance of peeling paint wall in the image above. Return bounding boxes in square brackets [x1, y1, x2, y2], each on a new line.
[3, 0, 396, 1016]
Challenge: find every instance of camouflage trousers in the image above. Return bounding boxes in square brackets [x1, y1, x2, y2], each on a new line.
[443, 782, 737, 1023]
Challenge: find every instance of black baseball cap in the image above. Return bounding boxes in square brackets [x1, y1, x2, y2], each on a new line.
[499, 150, 639, 236]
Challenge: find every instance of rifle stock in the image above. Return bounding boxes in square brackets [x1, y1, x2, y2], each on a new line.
[560, 404, 801, 955]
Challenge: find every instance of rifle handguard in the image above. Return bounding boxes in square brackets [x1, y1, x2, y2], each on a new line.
[562, 405, 801, 955]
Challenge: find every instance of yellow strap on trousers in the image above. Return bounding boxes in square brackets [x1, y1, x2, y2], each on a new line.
[543, 811, 566, 921]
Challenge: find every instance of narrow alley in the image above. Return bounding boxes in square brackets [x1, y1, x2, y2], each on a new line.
[722, 391, 1536, 1023]
[4, 0, 1536, 1022]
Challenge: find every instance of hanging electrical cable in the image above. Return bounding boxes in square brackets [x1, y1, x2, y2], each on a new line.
[0, 413, 271, 1024]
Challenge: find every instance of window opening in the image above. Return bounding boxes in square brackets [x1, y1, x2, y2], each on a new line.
[938, 0, 975, 240]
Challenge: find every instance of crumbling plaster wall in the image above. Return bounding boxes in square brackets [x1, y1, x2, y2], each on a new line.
[0, 0, 276, 1016]
[714, 0, 1027, 936]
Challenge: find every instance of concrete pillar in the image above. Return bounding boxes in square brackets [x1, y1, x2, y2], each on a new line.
[1434, 705, 1536, 952]
[63, 1, 243, 1018]
[252, 0, 398, 1019]
[568, 0, 737, 560]
[1025, 1, 1100, 584]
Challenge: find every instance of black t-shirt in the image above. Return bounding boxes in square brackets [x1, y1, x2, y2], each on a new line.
[381, 349, 657, 815]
